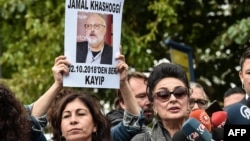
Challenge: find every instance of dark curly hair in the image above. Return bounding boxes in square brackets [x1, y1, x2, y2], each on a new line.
[0, 83, 31, 141]
[48, 88, 112, 141]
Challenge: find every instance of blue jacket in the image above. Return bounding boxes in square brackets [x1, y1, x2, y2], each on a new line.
[25, 104, 47, 141]
[28, 115, 47, 141]
[111, 110, 145, 141]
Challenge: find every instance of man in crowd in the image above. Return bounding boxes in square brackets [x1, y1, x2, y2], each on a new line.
[239, 48, 250, 107]
[107, 71, 154, 127]
[223, 86, 245, 107]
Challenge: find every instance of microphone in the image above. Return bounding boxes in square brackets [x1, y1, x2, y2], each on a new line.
[172, 130, 187, 141]
[211, 111, 227, 128]
[205, 100, 223, 117]
[182, 118, 213, 141]
[226, 103, 250, 125]
[189, 109, 212, 132]
[210, 111, 226, 141]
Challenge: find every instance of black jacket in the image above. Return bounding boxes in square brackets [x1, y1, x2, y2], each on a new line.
[76, 41, 113, 64]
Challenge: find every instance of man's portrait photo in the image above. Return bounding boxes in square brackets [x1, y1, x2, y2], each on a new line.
[76, 12, 113, 65]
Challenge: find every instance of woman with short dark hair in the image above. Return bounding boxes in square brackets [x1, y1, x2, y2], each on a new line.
[132, 62, 191, 141]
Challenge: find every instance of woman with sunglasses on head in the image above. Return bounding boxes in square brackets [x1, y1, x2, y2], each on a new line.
[131, 62, 191, 141]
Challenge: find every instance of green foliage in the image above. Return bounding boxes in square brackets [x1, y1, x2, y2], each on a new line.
[219, 18, 250, 45]
[0, 0, 64, 104]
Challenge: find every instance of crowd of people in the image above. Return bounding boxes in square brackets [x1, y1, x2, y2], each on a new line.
[1, 47, 250, 141]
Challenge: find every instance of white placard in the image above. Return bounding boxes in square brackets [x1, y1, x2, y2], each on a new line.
[63, 0, 124, 89]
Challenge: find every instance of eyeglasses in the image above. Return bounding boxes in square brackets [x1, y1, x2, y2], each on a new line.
[189, 98, 208, 109]
[84, 24, 105, 30]
[153, 86, 189, 102]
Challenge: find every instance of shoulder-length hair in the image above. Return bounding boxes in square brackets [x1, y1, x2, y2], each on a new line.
[48, 89, 112, 141]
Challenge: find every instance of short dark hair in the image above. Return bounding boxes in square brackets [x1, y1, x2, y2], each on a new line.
[239, 48, 250, 71]
[147, 63, 190, 102]
[224, 86, 245, 98]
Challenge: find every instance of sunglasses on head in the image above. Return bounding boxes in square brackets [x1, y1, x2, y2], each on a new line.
[153, 86, 189, 102]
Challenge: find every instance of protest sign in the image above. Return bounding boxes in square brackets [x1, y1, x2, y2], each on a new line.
[63, 0, 124, 89]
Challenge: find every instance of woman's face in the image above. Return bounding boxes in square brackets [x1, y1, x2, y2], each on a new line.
[152, 77, 189, 121]
[61, 98, 97, 141]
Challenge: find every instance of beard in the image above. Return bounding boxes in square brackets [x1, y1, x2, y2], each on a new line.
[86, 32, 105, 47]
[144, 114, 154, 125]
[87, 37, 99, 46]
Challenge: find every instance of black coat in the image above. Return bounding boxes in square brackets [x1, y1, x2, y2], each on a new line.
[240, 96, 247, 105]
[76, 41, 113, 64]
[239, 95, 250, 107]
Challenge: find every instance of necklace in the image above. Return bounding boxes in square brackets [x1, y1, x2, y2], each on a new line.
[91, 51, 102, 63]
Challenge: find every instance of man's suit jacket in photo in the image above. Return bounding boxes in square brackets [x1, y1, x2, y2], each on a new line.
[76, 41, 113, 65]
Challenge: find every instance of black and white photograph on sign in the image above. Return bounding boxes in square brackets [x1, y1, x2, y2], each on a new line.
[76, 12, 113, 65]
[63, 0, 124, 89]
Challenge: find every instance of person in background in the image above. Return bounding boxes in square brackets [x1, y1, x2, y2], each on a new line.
[0, 56, 71, 141]
[47, 54, 141, 141]
[239, 47, 250, 107]
[223, 86, 245, 107]
[109, 71, 154, 141]
[31, 55, 70, 118]
[106, 71, 154, 127]
[76, 13, 113, 64]
[0, 83, 47, 141]
[131, 62, 191, 140]
[106, 91, 124, 127]
[47, 89, 112, 141]
[189, 82, 210, 111]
